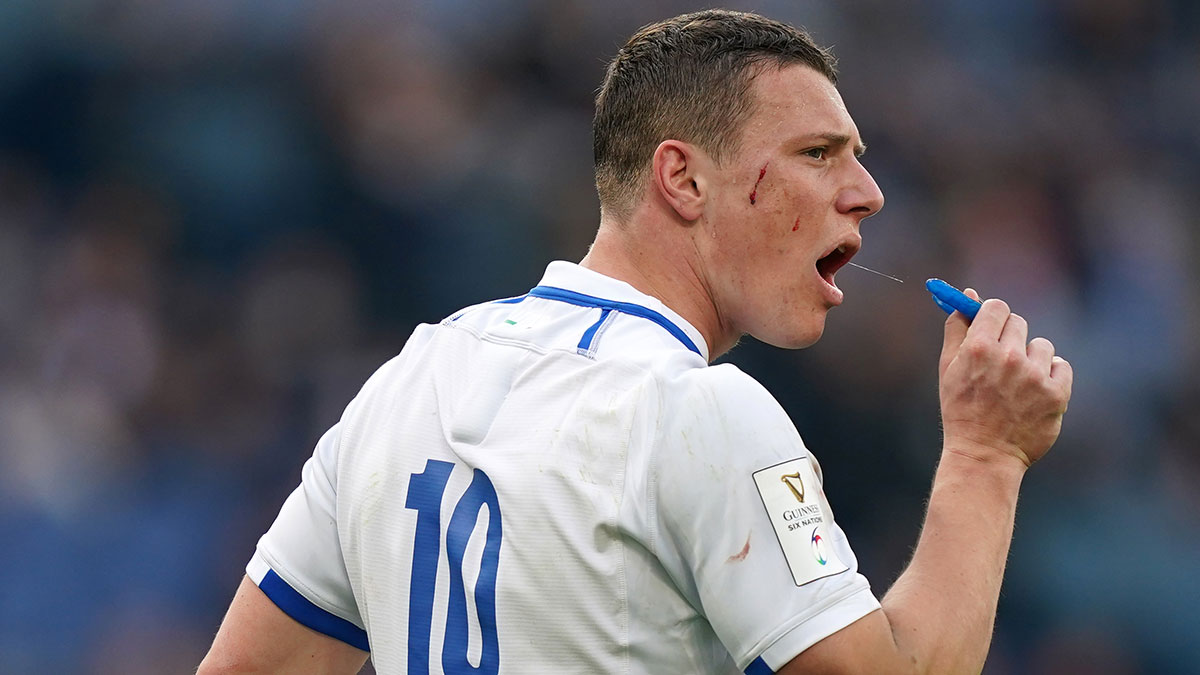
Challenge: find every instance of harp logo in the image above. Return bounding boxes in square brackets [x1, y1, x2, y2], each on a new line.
[780, 472, 805, 503]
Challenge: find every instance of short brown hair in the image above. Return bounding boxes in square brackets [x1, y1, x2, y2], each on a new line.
[593, 10, 838, 219]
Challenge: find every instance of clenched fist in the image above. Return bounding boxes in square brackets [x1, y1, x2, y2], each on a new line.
[938, 289, 1074, 469]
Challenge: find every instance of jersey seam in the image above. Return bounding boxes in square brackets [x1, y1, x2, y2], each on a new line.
[644, 375, 662, 562]
[446, 308, 637, 366]
[255, 547, 366, 629]
[642, 370, 715, 618]
[575, 307, 610, 358]
[444, 297, 510, 324]
[332, 416, 371, 631]
[644, 370, 706, 613]
[617, 444, 632, 675]
[445, 316, 554, 356]
[587, 306, 620, 357]
[444, 295, 708, 368]
[741, 582, 875, 670]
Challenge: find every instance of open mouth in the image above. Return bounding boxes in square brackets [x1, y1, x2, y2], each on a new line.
[816, 244, 854, 285]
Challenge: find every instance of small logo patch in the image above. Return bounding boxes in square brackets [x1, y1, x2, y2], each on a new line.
[753, 457, 848, 586]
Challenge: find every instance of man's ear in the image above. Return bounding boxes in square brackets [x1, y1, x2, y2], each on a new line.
[652, 140, 708, 221]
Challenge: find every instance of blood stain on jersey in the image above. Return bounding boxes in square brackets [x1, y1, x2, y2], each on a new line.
[726, 533, 751, 563]
[749, 164, 768, 204]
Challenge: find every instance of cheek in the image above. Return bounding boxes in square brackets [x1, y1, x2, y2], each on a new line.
[785, 198, 828, 244]
[765, 180, 824, 235]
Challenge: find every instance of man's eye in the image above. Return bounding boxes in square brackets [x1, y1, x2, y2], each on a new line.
[804, 147, 827, 160]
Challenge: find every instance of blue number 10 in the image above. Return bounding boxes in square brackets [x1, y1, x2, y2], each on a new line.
[405, 459, 503, 674]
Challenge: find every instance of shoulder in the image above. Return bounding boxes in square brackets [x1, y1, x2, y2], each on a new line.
[670, 362, 780, 409]
[659, 363, 799, 448]
[639, 362, 808, 494]
[328, 322, 444, 438]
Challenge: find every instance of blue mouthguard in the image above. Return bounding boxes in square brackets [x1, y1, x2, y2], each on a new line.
[925, 278, 982, 321]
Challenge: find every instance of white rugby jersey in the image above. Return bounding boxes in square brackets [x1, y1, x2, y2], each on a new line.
[249, 261, 880, 674]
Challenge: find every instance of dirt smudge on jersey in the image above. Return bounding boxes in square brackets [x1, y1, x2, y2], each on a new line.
[726, 533, 751, 563]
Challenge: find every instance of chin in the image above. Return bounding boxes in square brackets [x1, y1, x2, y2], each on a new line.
[758, 321, 825, 350]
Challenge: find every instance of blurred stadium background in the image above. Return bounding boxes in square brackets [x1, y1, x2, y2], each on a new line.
[1, 0, 1198, 673]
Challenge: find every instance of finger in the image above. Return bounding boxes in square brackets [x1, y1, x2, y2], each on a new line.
[963, 288, 981, 301]
[966, 297, 1010, 343]
[941, 309, 971, 375]
[1050, 356, 1073, 406]
[1027, 337, 1055, 374]
[999, 313, 1029, 351]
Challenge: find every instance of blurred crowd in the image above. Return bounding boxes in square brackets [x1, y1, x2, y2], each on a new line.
[1, 0, 1198, 673]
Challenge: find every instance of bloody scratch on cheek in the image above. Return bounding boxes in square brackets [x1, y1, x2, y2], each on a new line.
[748, 163, 768, 205]
[792, 217, 800, 232]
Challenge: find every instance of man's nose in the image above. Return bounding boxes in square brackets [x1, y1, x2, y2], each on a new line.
[837, 160, 885, 218]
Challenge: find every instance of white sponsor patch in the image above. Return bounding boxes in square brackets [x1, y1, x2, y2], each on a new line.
[753, 457, 848, 586]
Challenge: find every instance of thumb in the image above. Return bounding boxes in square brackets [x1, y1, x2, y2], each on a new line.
[939, 287, 979, 377]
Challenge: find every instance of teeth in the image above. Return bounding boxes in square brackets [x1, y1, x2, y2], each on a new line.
[836, 245, 846, 254]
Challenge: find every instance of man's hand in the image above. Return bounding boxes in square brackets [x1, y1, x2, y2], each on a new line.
[938, 289, 1073, 469]
[784, 289, 1075, 675]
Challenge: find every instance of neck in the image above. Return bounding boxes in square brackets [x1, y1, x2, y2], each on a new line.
[580, 207, 734, 360]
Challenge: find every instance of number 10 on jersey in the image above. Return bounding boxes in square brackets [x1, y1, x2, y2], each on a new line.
[405, 459, 503, 674]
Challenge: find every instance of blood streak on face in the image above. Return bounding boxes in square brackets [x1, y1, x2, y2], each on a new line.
[792, 216, 800, 232]
[748, 164, 768, 205]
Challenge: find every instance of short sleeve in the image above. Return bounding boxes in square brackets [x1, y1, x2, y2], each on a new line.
[651, 365, 880, 673]
[247, 422, 369, 651]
